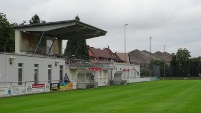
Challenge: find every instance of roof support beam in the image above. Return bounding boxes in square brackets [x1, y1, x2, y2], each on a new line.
[47, 38, 56, 55]
[34, 31, 45, 54]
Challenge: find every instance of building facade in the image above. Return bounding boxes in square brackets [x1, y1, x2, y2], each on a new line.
[0, 53, 65, 85]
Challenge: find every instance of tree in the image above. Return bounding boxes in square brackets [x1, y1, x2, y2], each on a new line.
[0, 12, 15, 52]
[20, 20, 27, 25]
[169, 48, 191, 77]
[170, 53, 178, 76]
[176, 48, 191, 65]
[150, 59, 170, 77]
[188, 57, 201, 77]
[64, 39, 77, 57]
[176, 48, 191, 77]
[64, 15, 89, 60]
[64, 39, 89, 60]
[29, 14, 46, 24]
[75, 15, 80, 21]
[29, 14, 40, 24]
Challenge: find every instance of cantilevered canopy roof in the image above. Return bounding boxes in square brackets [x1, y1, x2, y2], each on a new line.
[13, 20, 107, 40]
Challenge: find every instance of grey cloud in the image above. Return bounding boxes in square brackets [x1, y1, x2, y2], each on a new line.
[1, 0, 201, 57]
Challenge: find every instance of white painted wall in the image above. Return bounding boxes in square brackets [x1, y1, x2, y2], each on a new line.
[65, 69, 78, 83]
[67, 68, 109, 87]
[107, 63, 140, 83]
[99, 70, 108, 86]
[0, 54, 65, 84]
[0, 55, 5, 83]
[0, 53, 148, 88]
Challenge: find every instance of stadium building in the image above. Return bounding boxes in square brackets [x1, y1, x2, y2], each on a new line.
[0, 20, 144, 97]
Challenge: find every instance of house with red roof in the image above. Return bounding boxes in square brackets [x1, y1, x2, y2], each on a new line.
[117, 53, 130, 64]
[88, 45, 124, 63]
[88, 45, 112, 62]
[103, 46, 124, 63]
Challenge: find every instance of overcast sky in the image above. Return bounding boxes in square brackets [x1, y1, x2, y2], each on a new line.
[1, 0, 201, 57]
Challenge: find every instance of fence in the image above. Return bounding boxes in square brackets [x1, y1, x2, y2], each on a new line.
[0, 80, 74, 97]
[160, 77, 201, 80]
[0, 83, 50, 97]
[0, 77, 158, 97]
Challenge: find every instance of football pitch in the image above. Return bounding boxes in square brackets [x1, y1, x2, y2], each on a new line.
[1, 80, 201, 113]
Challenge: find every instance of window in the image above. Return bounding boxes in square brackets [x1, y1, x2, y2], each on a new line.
[48, 65, 52, 83]
[18, 63, 23, 85]
[60, 65, 63, 82]
[34, 64, 39, 84]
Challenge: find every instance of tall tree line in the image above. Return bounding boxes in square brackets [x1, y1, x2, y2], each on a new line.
[0, 12, 15, 52]
[170, 48, 201, 77]
[143, 48, 201, 77]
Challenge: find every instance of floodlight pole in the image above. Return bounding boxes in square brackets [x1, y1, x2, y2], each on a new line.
[164, 45, 166, 79]
[149, 37, 152, 77]
[124, 24, 128, 64]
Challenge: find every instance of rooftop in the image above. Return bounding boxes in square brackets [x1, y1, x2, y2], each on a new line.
[14, 20, 107, 40]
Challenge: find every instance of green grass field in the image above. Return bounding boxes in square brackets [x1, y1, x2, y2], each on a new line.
[1, 80, 201, 113]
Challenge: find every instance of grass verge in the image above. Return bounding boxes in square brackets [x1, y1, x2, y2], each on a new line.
[0, 80, 201, 113]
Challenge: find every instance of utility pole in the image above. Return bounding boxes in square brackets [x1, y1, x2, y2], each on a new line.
[124, 24, 128, 64]
[164, 45, 166, 79]
[150, 37, 152, 77]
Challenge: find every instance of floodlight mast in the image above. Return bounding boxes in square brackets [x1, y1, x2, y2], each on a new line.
[150, 37, 152, 77]
[124, 24, 128, 64]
